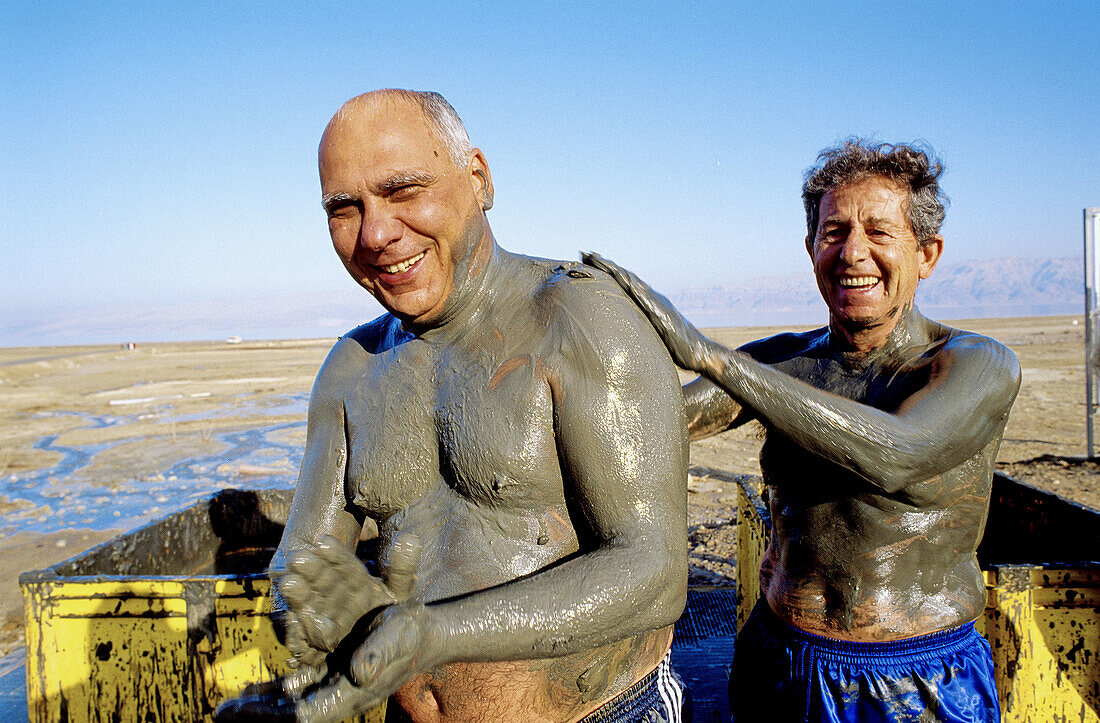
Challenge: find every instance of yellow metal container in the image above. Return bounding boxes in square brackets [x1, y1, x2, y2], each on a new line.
[20, 489, 385, 722]
[736, 472, 1100, 722]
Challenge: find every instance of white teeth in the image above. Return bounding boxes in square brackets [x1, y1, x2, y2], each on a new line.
[839, 276, 879, 288]
[382, 251, 426, 274]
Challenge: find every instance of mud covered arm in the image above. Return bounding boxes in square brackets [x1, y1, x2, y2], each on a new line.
[265, 339, 371, 671]
[704, 334, 1020, 493]
[582, 252, 747, 440]
[683, 376, 748, 441]
[583, 253, 1021, 492]
[270, 339, 363, 581]
[343, 281, 689, 702]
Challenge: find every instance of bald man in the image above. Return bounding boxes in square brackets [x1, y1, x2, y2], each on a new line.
[216, 90, 688, 722]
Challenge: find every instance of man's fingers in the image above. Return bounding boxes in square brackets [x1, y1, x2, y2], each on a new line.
[581, 251, 614, 276]
[582, 251, 627, 281]
[298, 609, 341, 652]
[383, 532, 420, 600]
[581, 251, 625, 282]
[582, 251, 661, 302]
[270, 607, 297, 646]
[296, 674, 380, 723]
[278, 611, 325, 667]
[277, 573, 312, 607]
[351, 647, 380, 686]
[309, 616, 340, 653]
[287, 550, 341, 592]
[582, 251, 711, 371]
[282, 622, 306, 657]
[280, 660, 328, 700]
[314, 535, 359, 568]
[287, 643, 327, 672]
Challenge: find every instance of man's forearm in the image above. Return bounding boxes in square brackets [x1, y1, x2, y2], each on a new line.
[702, 344, 1011, 492]
[683, 377, 745, 441]
[339, 531, 686, 706]
[422, 537, 685, 666]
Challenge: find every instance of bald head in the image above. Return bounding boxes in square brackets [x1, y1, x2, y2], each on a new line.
[325, 89, 472, 167]
[316, 89, 495, 326]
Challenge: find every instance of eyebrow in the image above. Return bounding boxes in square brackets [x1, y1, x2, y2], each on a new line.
[820, 215, 901, 228]
[376, 170, 436, 194]
[321, 191, 356, 214]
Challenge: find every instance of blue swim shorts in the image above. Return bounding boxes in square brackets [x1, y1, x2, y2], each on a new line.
[580, 651, 688, 723]
[729, 599, 999, 722]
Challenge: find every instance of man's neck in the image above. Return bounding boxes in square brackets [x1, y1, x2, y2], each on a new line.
[828, 305, 927, 363]
[407, 234, 500, 338]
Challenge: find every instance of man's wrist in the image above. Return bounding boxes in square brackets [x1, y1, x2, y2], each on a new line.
[700, 339, 727, 378]
[418, 602, 450, 670]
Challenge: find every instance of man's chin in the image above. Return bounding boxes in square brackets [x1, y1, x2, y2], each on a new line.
[371, 288, 440, 323]
[830, 302, 912, 334]
[831, 311, 886, 332]
[382, 300, 448, 329]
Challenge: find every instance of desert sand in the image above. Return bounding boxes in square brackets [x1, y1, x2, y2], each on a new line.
[0, 315, 1095, 656]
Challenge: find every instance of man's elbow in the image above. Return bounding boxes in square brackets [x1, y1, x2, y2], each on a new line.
[862, 436, 974, 494]
[687, 415, 732, 442]
[857, 448, 938, 494]
[652, 573, 688, 629]
[632, 537, 688, 628]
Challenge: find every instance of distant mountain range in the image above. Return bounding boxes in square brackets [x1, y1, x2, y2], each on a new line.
[670, 256, 1083, 328]
[0, 257, 1085, 347]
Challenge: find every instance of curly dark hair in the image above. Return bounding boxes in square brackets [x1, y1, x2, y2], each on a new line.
[802, 139, 948, 247]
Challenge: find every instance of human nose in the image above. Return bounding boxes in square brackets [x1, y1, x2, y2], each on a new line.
[838, 228, 870, 265]
[358, 204, 403, 253]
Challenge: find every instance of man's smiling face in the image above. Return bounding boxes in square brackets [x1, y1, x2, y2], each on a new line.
[318, 95, 491, 326]
[808, 176, 942, 342]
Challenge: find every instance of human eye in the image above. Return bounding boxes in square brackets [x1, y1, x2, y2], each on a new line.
[867, 227, 897, 243]
[326, 202, 357, 220]
[386, 183, 423, 201]
[323, 191, 361, 218]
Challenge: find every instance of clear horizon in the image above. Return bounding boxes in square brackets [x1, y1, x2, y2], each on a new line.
[0, 254, 1081, 348]
[4, 3, 1098, 346]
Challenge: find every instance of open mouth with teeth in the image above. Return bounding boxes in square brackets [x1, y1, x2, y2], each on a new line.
[379, 250, 427, 276]
[838, 276, 880, 290]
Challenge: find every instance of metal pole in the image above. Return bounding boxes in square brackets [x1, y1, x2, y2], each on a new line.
[1086, 208, 1100, 459]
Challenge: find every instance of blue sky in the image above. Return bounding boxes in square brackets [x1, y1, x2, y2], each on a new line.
[2, 2, 1098, 345]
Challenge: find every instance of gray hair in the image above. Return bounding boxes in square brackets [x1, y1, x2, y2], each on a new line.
[802, 139, 948, 246]
[380, 89, 473, 167]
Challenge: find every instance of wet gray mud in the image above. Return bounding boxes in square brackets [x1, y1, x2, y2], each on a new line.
[0, 395, 307, 538]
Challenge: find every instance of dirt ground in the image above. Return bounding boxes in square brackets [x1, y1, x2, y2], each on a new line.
[0, 315, 1095, 656]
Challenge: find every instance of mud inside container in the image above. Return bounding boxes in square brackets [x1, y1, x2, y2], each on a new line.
[977, 473, 1100, 568]
[34, 488, 300, 579]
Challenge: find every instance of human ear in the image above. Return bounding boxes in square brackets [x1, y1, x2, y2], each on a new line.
[468, 148, 494, 211]
[918, 234, 944, 279]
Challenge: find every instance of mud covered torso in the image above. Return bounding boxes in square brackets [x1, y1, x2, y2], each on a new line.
[751, 325, 1002, 641]
[345, 317, 576, 596]
[339, 258, 670, 722]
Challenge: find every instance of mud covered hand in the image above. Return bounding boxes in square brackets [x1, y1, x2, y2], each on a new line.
[347, 601, 445, 706]
[269, 605, 327, 673]
[582, 252, 716, 373]
[214, 670, 379, 723]
[218, 601, 442, 722]
[271, 532, 420, 669]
